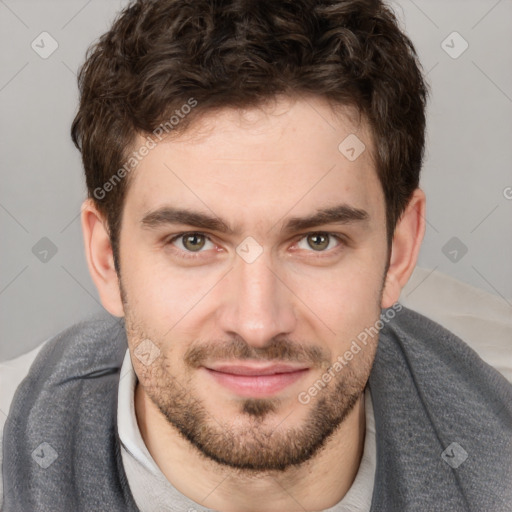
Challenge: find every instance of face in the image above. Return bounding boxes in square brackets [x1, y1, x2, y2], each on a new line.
[118, 96, 389, 472]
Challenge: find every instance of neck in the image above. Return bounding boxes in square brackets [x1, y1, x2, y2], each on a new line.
[135, 382, 366, 512]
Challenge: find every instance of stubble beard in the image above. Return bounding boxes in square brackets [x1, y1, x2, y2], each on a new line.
[128, 320, 375, 473]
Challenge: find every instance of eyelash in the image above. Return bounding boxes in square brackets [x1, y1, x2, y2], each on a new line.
[166, 231, 347, 260]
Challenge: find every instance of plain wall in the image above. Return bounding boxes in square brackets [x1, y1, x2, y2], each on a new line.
[1, 0, 511, 361]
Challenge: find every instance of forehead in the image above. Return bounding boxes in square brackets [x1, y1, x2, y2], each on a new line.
[123, 96, 384, 227]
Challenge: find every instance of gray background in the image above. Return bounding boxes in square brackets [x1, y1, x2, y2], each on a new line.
[1, 0, 511, 361]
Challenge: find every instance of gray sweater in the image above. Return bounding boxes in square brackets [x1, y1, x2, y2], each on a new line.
[2, 306, 512, 511]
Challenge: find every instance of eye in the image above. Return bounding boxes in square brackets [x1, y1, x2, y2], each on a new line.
[169, 232, 215, 253]
[296, 232, 343, 252]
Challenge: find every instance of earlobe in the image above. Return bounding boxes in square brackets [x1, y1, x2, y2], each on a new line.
[381, 188, 426, 309]
[81, 198, 125, 317]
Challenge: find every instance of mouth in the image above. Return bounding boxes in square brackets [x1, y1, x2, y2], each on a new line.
[202, 362, 311, 397]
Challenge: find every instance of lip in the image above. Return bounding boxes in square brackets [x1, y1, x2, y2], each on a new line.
[203, 362, 310, 397]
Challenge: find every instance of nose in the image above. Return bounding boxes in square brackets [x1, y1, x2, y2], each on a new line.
[215, 251, 297, 349]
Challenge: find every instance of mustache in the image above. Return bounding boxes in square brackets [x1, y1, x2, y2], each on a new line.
[184, 336, 330, 368]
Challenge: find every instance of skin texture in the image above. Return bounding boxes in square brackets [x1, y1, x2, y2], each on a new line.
[82, 95, 425, 511]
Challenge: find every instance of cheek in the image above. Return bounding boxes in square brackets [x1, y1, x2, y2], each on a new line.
[289, 250, 384, 313]
[285, 254, 384, 350]
[120, 242, 196, 319]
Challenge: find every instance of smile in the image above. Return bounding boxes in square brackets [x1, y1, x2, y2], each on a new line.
[202, 363, 311, 397]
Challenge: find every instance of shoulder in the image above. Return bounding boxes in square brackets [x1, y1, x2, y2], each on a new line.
[1, 341, 49, 427]
[0, 312, 125, 504]
[399, 266, 512, 384]
[0, 339, 48, 503]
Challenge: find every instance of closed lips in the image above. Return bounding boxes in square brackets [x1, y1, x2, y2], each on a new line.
[205, 364, 310, 376]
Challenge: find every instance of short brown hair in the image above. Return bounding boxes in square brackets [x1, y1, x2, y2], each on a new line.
[71, 0, 429, 274]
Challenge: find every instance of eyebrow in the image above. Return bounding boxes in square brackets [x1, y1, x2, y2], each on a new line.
[140, 204, 369, 235]
[282, 204, 369, 233]
[141, 207, 234, 233]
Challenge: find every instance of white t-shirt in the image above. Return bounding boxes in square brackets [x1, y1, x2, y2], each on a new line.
[1, 267, 511, 510]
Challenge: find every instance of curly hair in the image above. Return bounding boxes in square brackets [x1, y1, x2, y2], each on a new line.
[71, 0, 429, 273]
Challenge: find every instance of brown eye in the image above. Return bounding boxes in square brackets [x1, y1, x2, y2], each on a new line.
[306, 233, 330, 251]
[182, 233, 206, 251]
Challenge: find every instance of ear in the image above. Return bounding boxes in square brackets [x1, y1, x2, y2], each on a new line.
[381, 188, 426, 308]
[81, 198, 124, 317]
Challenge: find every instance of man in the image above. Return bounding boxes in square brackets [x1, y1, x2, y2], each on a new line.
[2, 0, 511, 510]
